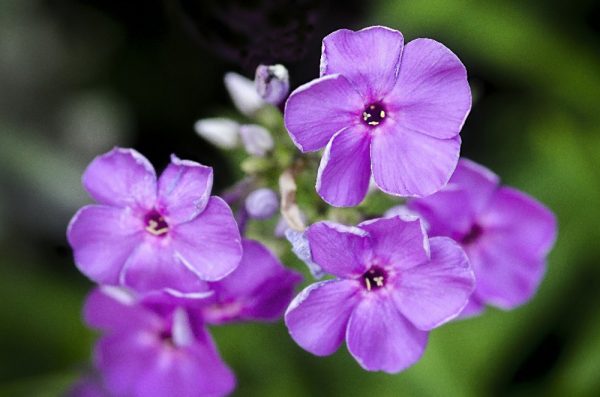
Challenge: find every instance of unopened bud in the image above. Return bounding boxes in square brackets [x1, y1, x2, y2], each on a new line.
[239, 124, 274, 157]
[224, 72, 265, 116]
[245, 188, 279, 220]
[194, 117, 240, 149]
[255, 64, 290, 105]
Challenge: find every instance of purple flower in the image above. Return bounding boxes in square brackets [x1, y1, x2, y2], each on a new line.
[67, 148, 242, 296]
[84, 287, 235, 397]
[408, 159, 557, 316]
[284, 217, 474, 373]
[284, 26, 471, 206]
[197, 239, 302, 324]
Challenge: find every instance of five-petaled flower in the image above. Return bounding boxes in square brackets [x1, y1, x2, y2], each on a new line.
[285, 216, 475, 373]
[84, 286, 235, 397]
[284, 26, 471, 206]
[408, 158, 557, 316]
[67, 147, 243, 296]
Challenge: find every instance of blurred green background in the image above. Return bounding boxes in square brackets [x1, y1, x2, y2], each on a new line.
[1, 0, 599, 396]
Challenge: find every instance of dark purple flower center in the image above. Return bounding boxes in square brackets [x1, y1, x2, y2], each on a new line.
[362, 266, 387, 291]
[144, 210, 169, 237]
[362, 102, 387, 127]
[159, 329, 175, 346]
[461, 223, 483, 245]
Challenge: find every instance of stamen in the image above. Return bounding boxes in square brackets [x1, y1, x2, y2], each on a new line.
[361, 103, 387, 127]
[144, 210, 169, 236]
[362, 266, 387, 291]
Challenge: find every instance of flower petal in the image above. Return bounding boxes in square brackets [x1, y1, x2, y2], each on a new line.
[204, 239, 302, 323]
[134, 327, 236, 397]
[171, 197, 243, 281]
[284, 74, 363, 152]
[386, 38, 471, 140]
[157, 155, 213, 224]
[95, 331, 158, 397]
[467, 239, 546, 310]
[82, 147, 157, 209]
[450, 159, 500, 215]
[393, 237, 474, 330]
[84, 287, 160, 332]
[371, 121, 461, 197]
[306, 221, 371, 278]
[285, 280, 360, 356]
[480, 187, 557, 260]
[121, 240, 209, 295]
[358, 216, 430, 270]
[346, 296, 428, 373]
[67, 205, 141, 284]
[316, 126, 372, 207]
[321, 26, 404, 99]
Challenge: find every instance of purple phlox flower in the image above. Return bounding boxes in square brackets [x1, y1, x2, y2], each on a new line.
[239, 124, 274, 157]
[224, 72, 266, 116]
[285, 217, 475, 373]
[84, 286, 235, 397]
[67, 148, 243, 296]
[284, 26, 471, 206]
[255, 64, 290, 105]
[195, 239, 302, 325]
[408, 158, 557, 316]
[245, 188, 279, 220]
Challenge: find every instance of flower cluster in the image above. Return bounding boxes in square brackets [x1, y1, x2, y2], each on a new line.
[67, 25, 557, 396]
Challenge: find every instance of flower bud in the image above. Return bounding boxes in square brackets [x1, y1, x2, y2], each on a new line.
[194, 117, 240, 149]
[255, 64, 290, 105]
[239, 124, 274, 157]
[245, 188, 279, 220]
[224, 72, 265, 116]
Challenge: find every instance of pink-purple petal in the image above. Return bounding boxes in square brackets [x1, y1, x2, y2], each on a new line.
[134, 335, 235, 397]
[386, 38, 471, 140]
[320, 26, 404, 99]
[479, 187, 557, 260]
[285, 280, 360, 356]
[306, 221, 371, 277]
[284, 74, 363, 152]
[316, 126, 372, 207]
[393, 237, 474, 330]
[203, 239, 302, 324]
[121, 241, 209, 295]
[67, 205, 142, 284]
[467, 238, 547, 309]
[371, 121, 461, 197]
[358, 216, 430, 270]
[450, 158, 500, 216]
[171, 196, 242, 281]
[157, 155, 213, 225]
[346, 296, 428, 373]
[84, 287, 160, 332]
[82, 147, 157, 209]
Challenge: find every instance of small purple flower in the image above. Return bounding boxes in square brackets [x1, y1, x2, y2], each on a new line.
[284, 26, 471, 206]
[245, 188, 279, 220]
[84, 286, 235, 397]
[197, 239, 302, 324]
[67, 148, 242, 296]
[285, 217, 474, 373]
[408, 159, 558, 316]
[239, 124, 274, 157]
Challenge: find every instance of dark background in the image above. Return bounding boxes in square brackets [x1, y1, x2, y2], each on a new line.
[1, 0, 599, 395]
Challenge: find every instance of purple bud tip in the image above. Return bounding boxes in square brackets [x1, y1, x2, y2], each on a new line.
[245, 188, 279, 220]
[255, 64, 290, 105]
